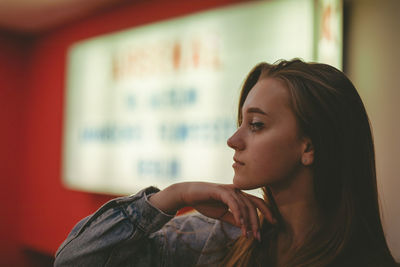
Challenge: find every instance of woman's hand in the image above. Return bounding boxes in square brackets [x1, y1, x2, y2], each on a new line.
[149, 182, 276, 241]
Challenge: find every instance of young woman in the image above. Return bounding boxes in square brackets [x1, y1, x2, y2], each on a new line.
[54, 59, 398, 266]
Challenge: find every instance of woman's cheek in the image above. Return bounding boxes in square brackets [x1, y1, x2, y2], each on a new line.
[253, 152, 291, 183]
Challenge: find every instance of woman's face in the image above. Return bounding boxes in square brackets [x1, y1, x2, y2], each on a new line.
[227, 77, 306, 190]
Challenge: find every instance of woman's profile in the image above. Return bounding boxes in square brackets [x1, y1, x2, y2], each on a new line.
[54, 59, 398, 266]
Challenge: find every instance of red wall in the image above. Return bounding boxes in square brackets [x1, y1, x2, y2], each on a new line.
[0, 32, 31, 266]
[1, 0, 242, 265]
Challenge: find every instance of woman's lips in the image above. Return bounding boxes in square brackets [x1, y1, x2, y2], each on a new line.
[233, 157, 245, 168]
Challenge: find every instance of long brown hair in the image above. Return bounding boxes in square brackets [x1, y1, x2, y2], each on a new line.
[220, 59, 398, 266]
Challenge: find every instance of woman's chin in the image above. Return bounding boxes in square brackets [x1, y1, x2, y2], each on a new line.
[232, 176, 243, 188]
[233, 176, 259, 190]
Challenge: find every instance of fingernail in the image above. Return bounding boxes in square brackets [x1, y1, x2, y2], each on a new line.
[253, 230, 257, 239]
[240, 218, 244, 225]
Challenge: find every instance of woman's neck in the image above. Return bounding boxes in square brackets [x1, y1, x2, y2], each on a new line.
[269, 168, 320, 249]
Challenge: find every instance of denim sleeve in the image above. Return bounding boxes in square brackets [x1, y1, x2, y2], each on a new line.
[54, 186, 175, 267]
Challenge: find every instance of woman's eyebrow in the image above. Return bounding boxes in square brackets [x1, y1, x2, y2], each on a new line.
[246, 107, 270, 117]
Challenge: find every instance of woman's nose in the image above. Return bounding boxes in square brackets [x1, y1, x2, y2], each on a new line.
[227, 130, 245, 151]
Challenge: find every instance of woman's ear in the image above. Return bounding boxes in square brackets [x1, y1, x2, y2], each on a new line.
[301, 137, 314, 166]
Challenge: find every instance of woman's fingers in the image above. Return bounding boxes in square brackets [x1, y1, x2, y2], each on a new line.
[244, 193, 277, 225]
[218, 191, 253, 238]
[236, 193, 260, 241]
[229, 190, 250, 236]
[220, 188, 264, 240]
[188, 183, 276, 240]
[217, 210, 237, 226]
[224, 190, 277, 241]
[218, 189, 245, 226]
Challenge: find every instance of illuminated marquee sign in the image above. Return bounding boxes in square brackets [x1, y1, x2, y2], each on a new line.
[63, 0, 342, 195]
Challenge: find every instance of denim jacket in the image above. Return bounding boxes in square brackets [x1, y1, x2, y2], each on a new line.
[54, 186, 241, 267]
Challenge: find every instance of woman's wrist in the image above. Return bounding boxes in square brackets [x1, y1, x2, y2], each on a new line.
[148, 183, 185, 215]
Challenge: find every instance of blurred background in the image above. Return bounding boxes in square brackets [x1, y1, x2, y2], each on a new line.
[0, 0, 399, 265]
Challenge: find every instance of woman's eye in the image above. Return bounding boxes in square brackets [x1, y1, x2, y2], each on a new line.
[249, 122, 264, 132]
